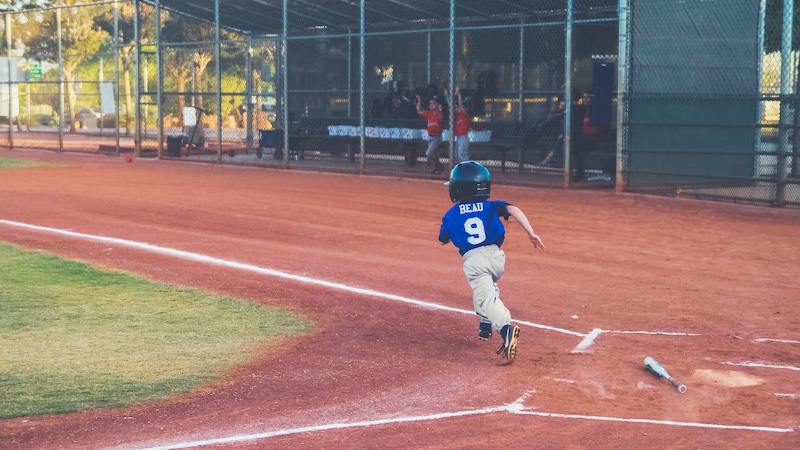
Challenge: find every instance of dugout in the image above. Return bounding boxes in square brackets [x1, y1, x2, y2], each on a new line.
[3, 0, 797, 207]
[129, 0, 618, 189]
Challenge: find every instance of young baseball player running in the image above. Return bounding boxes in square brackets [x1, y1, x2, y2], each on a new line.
[438, 161, 546, 361]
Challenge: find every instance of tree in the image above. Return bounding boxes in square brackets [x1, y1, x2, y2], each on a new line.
[161, 15, 250, 130]
[26, 0, 109, 132]
[161, 16, 215, 126]
[61, 3, 108, 132]
[0, 0, 48, 12]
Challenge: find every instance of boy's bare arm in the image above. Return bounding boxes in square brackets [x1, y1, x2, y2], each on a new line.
[506, 205, 546, 251]
[416, 95, 423, 114]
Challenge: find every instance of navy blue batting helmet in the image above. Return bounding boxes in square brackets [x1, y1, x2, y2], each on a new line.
[446, 161, 491, 203]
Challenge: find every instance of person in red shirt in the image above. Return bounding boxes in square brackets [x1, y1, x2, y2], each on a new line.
[416, 94, 445, 174]
[447, 87, 471, 164]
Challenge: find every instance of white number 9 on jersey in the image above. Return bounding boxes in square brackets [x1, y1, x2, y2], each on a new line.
[464, 217, 487, 245]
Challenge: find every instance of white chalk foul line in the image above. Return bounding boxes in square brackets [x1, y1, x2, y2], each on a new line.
[118, 390, 793, 450]
[513, 318, 585, 337]
[0, 219, 584, 337]
[513, 411, 794, 433]
[120, 395, 792, 449]
[571, 328, 603, 353]
[774, 393, 800, 399]
[605, 330, 701, 336]
[122, 406, 513, 450]
[754, 338, 800, 345]
[723, 362, 800, 372]
[570, 328, 700, 353]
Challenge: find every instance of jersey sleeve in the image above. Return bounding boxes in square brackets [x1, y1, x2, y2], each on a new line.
[438, 218, 450, 244]
[496, 201, 512, 220]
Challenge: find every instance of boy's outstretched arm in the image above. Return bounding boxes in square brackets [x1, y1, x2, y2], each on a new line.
[506, 205, 546, 251]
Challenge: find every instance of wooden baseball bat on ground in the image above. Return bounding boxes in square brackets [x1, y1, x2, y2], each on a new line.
[645, 357, 687, 393]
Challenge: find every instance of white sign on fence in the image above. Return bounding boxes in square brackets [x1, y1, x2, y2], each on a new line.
[183, 106, 197, 126]
[100, 82, 116, 115]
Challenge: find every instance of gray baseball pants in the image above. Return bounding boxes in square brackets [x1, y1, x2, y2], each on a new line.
[462, 244, 512, 333]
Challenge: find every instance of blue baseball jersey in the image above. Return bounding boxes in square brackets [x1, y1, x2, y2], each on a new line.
[439, 200, 511, 256]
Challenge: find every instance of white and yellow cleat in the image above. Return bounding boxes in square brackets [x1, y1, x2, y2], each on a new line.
[497, 325, 520, 361]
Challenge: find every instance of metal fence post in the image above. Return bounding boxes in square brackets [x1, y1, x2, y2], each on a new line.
[755, 0, 766, 166]
[789, 38, 800, 186]
[448, 0, 455, 169]
[427, 28, 431, 85]
[100, 57, 104, 135]
[26, 84, 30, 133]
[347, 29, 352, 118]
[57, 7, 64, 153]
[114, 0, 120, 156]
[6, 14, 13, 150]
[143, 54, 148, 136]
[776, 0, 794, 207]
[155, 0, 163, 158]
[274, 37, 281, 135]
[616, 0, 631, 193]
[359, 0, 365, 174]
[215, 0, 222, 162]
[133, 0, 141, 157]
[563, 0, 574, 188]
[246, 35, 253, 155]
[518, 24, 524, 123]
[282, 0, 289, 167]
[518, 23, 525, 172]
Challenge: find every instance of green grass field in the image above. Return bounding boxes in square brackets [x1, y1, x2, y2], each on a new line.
[0, 158, 46, 168]
[0, 242, 311, 419]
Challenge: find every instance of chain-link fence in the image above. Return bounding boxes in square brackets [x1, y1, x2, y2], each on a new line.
[1, 2, 127, 155]
[0, 1, 619, 189]
[133, 0, 618, 189]
[245, 0, 618, 188]
[621, 0, 800, 207]
[2, 0, 797, 207]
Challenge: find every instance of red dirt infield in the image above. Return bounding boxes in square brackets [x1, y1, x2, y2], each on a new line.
[0, 148, 798, 449]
